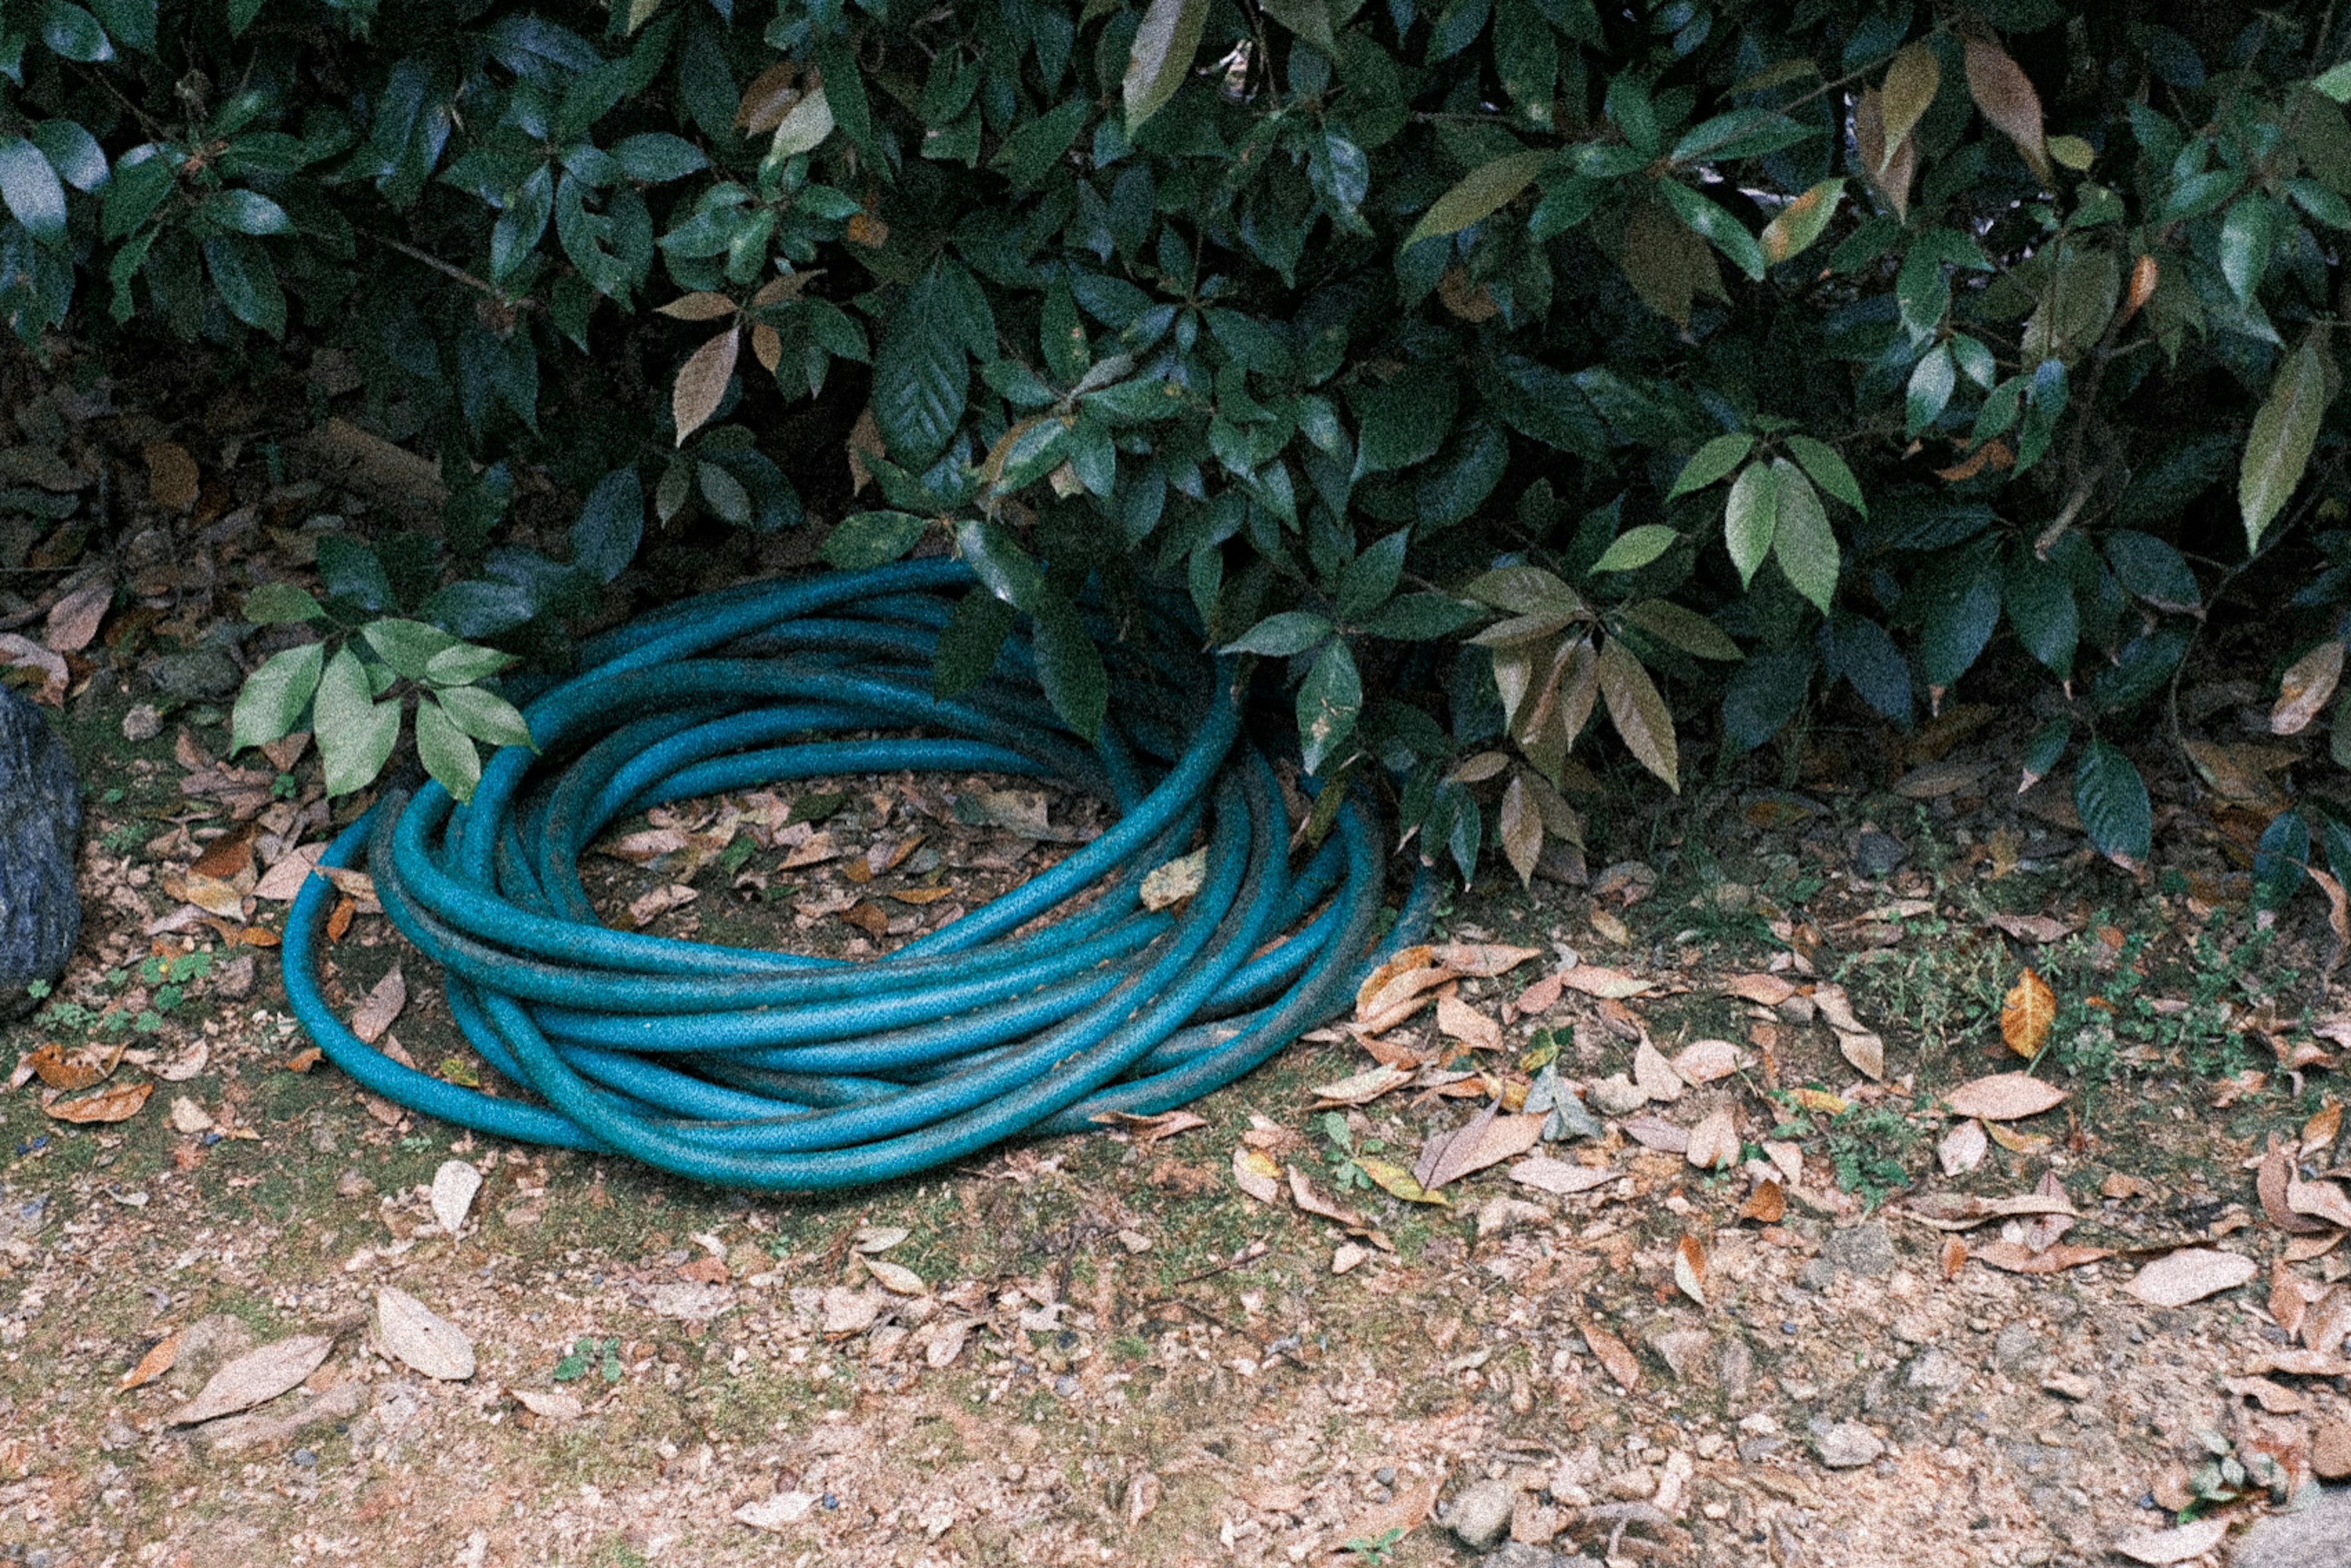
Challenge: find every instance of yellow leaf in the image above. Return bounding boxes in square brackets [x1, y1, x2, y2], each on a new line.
[1999, 968, 2057, 1059]
[1232, 1146, 1281, 1203]
[1877, 41, 1941, 173]
[2273, 640, 2346, 736]
[1963, 34, 2051, 182]
[656, 291, 737, 321]
[1354, 1155, 1449, 1207]
[672, 328, 740, 446]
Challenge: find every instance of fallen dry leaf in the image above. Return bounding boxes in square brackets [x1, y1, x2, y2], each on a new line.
[2222, 1375, 2308, 1414]
[2126, 1248, 2259, 1307]
[514, 1388, 583, 1421]
[119, 1332, 181, 1390]
[375, 1286, 474, 1381]
[1939, 1236, 1968, 1280]
[2286, 1174, 2351, 1229]
[1741, 1179, 1787, 1223]
[1944, 1073, 2066, 1122]
[41, 580, 111, 653]
[1232, 1146, 1281, 1204]
[2109, 1515, 2227, 1565]
[1099, 1109, 1207, 1144]
[167, 1335, 333, 1425]
[1557, 963, 1653, 999]
[1127, 1470, 1161, 1525]
[1430, 942, 1542, 977]
[1354, 1155, 1449, 1206]
[863, 1258, 929, 1296]
[852, 1225, 909, 1253]
[1720, 973, 1797, 1007]
[2000, 968, 2057, 1058]
[1632, 1038, 1684, 1103]
[1906, 1191, 2075, 1230]
[1308, 1064, 1414, 1107]
[2307, 1099, 2344, 1157]
[2273, 1259, 2311, 1339]
[2249, 1348, 2351, 1377]
[1583, 1320, 1641, 1389]
[25, 1041, 121, 1091]
[1673, 1234, 1708, 1306]
[735, 1492, 820, 1533]
[1671, 1038, 1741, 1084]
[1984, 912, 2078, 943]
[1971, 1241, 2111, 1274]
[1510, 1157, 1618, 1196]
[1619, 1116, 1690, 1154]
[45, 1079, 153, 1123]
[1685, 1107, 1738, 1171]
[350, 964, 407, 1046]
[143, 439, 200, 510]
[1420, 1105, 1543, 1190]
[1436, 992, 1502, 1054]
[1939, 1117, 1989, 1176]
[2262, 1142, 2330, 1235]
[1813, 983, 1886, 1080]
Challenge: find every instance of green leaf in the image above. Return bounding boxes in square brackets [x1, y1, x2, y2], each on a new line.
[1350, 372, 1457, 478]
[1123, 0, 1210, 131]
[2003, 548, 2079, 678]
[1336, 529, 1409, 622]
[1590, 524, 1678, 573]
[40, 2, 113, 61]
[202, 233, 286, 337]
[2241, 337, 2331, 553]
[314, 647, 401, 798]
[1618, 599, 1742, 660]
[872, 261, 972, 467]
[361, 619, 463, 681]
[569, 468, 642, 583]
[1360, 593, 1479, 640]
[2020, 716, 2071, 789]
[86, 0, 154, 51]
[994, 97, 1092, 190]
[2074, 737, 2151, 863]
[1656, 179, 1765, 282]
[2319, 60, 2351, 103]
[2101, 530, 2199, 611]
[1667, 433, 1754, 498]
[1769, 460, 1838, 615]
[422, 643, 517, 687]
[1915, 549, 2002, 691]
[2219, 196, 2276, 307]
[1223, 610, 1334, 656]
[28, 121, 107, 192]
[933, 589, 1016, 699]
[1905, 343, 1956, 437]
[0, 137, 69, 246]
[1297, 639, 1362, 775]
[432, 683, 533, 749]
[1723, 461, 1776, 588]
[414, 696, 482, 803]
[821, 510, 931, 569]
[954, 517, 1048, 613]
[1032, 595, 1107, 742]
[612, 132, 706, 183]
[205, 189, 290, 234]
[242, 582, 324, 625]
[1404, 151, 1548, 249]
[1785, 435, 1865, 514]
[227, 0, 265, 35]
[230, 642, 323, 754]
[1760, 179, 1844, 266]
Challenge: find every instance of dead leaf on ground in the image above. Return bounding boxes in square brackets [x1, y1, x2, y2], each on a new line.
[514, 1388, 583, 1421]
[2000, 969, 2057, 1058]
[2109, 1516, 2227, 1566]
[25, 1040, 122, 1091]
[1671, 1038, 1741, 1083]
[1686, 1107, 1738, 1171]
[1286, 1165, 1388, 1248]
[1099, 1109, 1207, 1144]
[1511, 1157, 1618, 1196]
[2126, 1248, 2259, 1307]
[41, 580, 111, 653]
[1632, 1038, 1684, 1103]
[0, 633, 68, 704]
[1308, 1064, 1414, 1107]
[1335, 1476, 1436, 1555]
[863, 1258, 929, 1296]
[2223, 1373, 2307, 1413]
[1673, 1234, 1708, 1306]
[1812, 983, 1887, 1079]
[1741, 1180, 1787, 1223]
[1430, 942, 1542, 977]
[1907, 1191, 2075, 1230]
[44, 1079, 152, 1123]
[1127, 1470, 1161, 1525]
[2287, 1174, 2351, 1229]
[350, 965, 407, 1045]
[2273, 639, 2346, 735]
[1944, 1073, 2066, 1122]
[1940, 1236, 1968, 1279]
[1939, 1117, 1989, 1176]
[2306, 1099, 2344, 1157]
[119, 1331, 181, 1390]
[1419, 1104, 1543, 1190]
[431, 1160, 481, 1234]
[1984, 912, 2078, 943]
[1620, 1116, 1690, 1153]
[143, 440, 200, 511]
[2250, 1348, 2351, 1378]
[1355, 946, 1453, 1031]
[375, 1286, 474, 1381]
[1971, 1241, 2111, 1274]
[1436, 992, 1502, 1054]
[1353, 1155, 1448, 1206]
[1583, 1320, 1641, 1389]
[1556, 964, 1652, 999]
[166, 1335, 333, 1424]
[1721, 972, 1796, 1007]
[1232, 1146, 1281, 1204]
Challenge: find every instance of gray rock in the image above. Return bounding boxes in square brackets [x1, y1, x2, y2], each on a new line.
[1588, 1075, 1648, 1116]
[1647, 1328, 1712, 1381]
[149, 647, 240, 702]
[1448, 1479, 1518, 1550]
[2233, 1486, 2351, 1568]
[1993, 1322, 2042, 1370]
[1820, 1221, 1899, 1279]
[1853, 828, 1910, 877]
[0, 685, 79, 1020]
[1718, 1337, 1754, 1398]
[1478, 1546, 1600, 1568]
[1815, 1422, 1884, 1469]
[1905, 1348, 1972, 1397]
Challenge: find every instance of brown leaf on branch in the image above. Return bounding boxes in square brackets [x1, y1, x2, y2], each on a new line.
[672, 327, 740, 446]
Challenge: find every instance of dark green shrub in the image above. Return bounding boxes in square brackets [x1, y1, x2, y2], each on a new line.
[9, 0, 2351, 891]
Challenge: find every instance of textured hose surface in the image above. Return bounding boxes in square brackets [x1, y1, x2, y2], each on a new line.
[279, 560, 1436, 1190]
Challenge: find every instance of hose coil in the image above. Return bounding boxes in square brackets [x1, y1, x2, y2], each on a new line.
[281, 560, 1434, 1190]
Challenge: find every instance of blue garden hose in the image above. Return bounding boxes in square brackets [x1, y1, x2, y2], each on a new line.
[279, 559, 1438, 1190]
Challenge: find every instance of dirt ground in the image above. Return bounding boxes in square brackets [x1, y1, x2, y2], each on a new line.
[3, 358, 2349, 1568]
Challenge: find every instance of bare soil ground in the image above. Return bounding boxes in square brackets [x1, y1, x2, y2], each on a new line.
[4, 364, 2349, 1568]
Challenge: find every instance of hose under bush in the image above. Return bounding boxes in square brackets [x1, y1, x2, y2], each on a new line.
[280, 559, 1438, 1190]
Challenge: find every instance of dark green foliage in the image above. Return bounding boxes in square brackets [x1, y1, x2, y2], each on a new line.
[13, 1, 2351, 887]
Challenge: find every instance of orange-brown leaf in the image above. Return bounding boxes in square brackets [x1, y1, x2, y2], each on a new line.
[672, 328, 741, 446]
[2000, 968, 2058, 1058]
[1963, 35, 2051, 181]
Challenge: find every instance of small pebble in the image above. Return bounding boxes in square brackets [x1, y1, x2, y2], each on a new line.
[292, 1449, 317, 1468]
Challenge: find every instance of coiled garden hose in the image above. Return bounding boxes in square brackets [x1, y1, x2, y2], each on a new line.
[279, 559, 1438, 1190]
